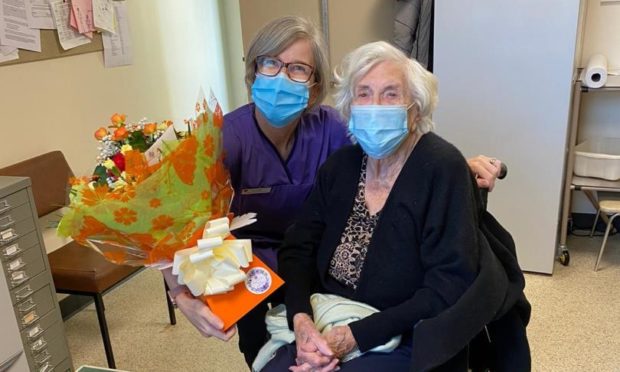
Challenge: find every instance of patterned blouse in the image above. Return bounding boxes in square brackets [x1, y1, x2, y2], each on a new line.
[328, 156, 380, 289]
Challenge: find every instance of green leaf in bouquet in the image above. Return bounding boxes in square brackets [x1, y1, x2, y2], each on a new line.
[93, 165, 109, 186]
[128, 131, 148, 152]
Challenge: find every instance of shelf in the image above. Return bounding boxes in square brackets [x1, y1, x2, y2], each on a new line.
[578, 73, 620, 92]
[571, 175, 620, 191]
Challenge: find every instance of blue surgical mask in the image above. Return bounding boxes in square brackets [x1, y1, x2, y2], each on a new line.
[348, 105, 409, 159]
[251, 74, 310, 127]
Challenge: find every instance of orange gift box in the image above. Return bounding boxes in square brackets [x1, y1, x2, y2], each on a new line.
[202, 255, 284, 330]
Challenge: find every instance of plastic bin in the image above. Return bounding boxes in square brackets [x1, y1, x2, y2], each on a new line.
[574, 138, 620, 181]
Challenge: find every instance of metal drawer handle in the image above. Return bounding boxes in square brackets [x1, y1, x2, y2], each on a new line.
[31, 337, 47, 353]
[10, 270, 29, 287]
[8, 257, 25, 272]
[21, 310, 39, 327]
[39, 362, 53, 372]
[0, 200, 10, 214]
[0, 228, 18, 245]
[18, 298, 36, 314]
[2, 243, 21, 258]
[27, 324, 44, 340]
[0, 215, 14, 229]
[15, 284, 33, 300]
[34, 350, 51, 366]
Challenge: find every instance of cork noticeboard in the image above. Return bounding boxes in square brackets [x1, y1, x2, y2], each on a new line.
[0, 29, 103, 67]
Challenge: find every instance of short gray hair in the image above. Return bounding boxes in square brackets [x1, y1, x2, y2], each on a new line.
[245, 16, 330, 111]
[333, 41, 438, 134]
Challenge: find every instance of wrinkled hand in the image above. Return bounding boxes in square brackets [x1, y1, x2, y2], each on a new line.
[175, 292, 236, 341]
[323, 325, 357, 359]
[467, 155, 502, 191]
[290, 313, 338, 372]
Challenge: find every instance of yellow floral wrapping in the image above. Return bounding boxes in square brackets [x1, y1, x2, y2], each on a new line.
[57, 100, 233, 266]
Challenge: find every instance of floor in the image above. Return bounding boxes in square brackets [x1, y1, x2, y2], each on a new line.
[62, 234, 620, 372]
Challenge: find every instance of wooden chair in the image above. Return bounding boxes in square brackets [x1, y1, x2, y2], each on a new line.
[0, 151, 176, 368]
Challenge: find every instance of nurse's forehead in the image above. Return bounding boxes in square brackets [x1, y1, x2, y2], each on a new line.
[277, 39, 314, 65]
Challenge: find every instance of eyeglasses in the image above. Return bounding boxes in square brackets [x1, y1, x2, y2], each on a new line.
[256, 55, 315, 83]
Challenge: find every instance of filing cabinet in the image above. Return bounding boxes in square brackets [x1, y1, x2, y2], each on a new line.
[0, 176, 72, 372]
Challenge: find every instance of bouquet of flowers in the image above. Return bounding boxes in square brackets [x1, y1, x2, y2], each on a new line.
[91, 113, 178, 189]
[57, 93, 284, 329]
[57, 95, 233, 266]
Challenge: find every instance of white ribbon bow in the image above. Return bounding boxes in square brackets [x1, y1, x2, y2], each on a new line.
[172, 215, 255, 296]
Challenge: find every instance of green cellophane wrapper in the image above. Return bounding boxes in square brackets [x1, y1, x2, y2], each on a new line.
[57, 101, 233, 266]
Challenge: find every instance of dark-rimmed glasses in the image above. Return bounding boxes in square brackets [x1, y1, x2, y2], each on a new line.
[256, 55, 314, 83]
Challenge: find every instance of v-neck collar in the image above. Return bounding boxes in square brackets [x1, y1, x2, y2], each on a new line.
[251, 108, 301, 183]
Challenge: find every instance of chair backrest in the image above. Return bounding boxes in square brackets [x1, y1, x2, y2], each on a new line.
[0, 151, 73, 217]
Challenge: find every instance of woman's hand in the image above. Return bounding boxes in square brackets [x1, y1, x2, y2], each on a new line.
[175, 292, 237, 341]
[291, 313, 338, 371]
[323, 325, 357, 359]
[467, 155, 502, 191]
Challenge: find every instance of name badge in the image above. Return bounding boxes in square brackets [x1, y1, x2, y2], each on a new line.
[241, 187, 272, 195]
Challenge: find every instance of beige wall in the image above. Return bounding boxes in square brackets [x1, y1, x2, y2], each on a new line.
[0, 0, 232, 176]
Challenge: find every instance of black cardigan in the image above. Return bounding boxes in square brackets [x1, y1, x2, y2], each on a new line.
[278, 132, 530, 371]
[279, 132, 481, 346]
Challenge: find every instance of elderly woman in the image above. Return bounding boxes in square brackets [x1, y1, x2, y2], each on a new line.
[260, 41, 529, 372]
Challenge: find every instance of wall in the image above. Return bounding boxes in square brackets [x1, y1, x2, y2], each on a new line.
[572, 0, 620, 213]
[0, 0, 232, 176]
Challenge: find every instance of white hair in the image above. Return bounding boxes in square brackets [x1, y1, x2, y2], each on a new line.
[333, 41, 438, 134]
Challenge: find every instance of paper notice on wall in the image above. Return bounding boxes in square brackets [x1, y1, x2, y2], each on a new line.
[0, 0, 41, 52]
[93, 0, 115, 33]
[49, 0, 91, 50]
[25, 0, 54, 29]
[102, 1, 132, 67]
[0, 46, 19, 63]
[71, 0, 95, 34]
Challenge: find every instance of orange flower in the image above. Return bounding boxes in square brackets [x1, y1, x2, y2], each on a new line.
[111, 113, 126, 127]
[118, 187, 136, 202]
[150, 198, 161, 208]
[143, 122, 157, 135]
[170, 136, 198, 185]
[201, 190, 210, 200]
[81, 185, 110, 206]
[152, 215, 174, 230]
[69, 176, 90, 186]
[113, 207, 137, 225]
[203, 135, 214, 157]
[112, 126, 128, 140]
[94, 127, 108, 140]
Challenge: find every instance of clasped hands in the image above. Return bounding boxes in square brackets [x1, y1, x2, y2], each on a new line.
[290, 313, 357, 372]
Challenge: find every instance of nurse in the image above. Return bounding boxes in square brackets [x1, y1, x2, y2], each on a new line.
[163, 15, 503, 368]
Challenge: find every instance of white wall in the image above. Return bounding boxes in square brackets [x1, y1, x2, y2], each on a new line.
[572, 0, 620, 213]
[0, 0, 232, 176]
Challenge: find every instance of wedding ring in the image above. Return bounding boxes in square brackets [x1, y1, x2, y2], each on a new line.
[490, 158, 497, 165]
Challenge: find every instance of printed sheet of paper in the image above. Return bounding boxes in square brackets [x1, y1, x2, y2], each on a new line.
[0, 0, 41, 52]
[25, 0, 54, 29]
[102, 1, 132, 67]
[144, 126, 178, 166]
[71, 0, 95, 34]
[49, 0, 91, 50]
[0, 46, 18, 62]
[92, 0, 115, 33]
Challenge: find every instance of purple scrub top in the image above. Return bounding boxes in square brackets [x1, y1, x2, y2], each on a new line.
[223, 103, 351, 269]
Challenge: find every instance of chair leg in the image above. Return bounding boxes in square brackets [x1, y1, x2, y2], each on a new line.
[590, 210, 601, 237]
[164, 278, 176, 325]
[595, 213, 620, 271]
[93, 293, 116, 369]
